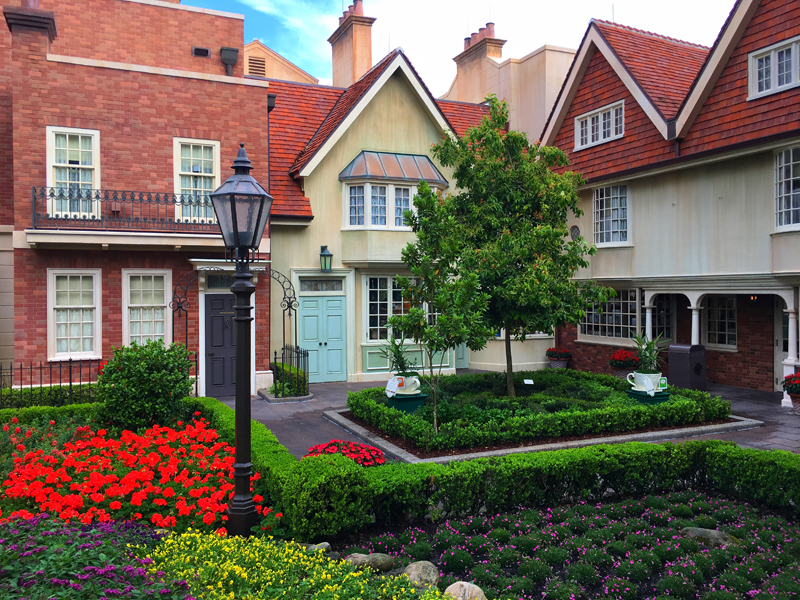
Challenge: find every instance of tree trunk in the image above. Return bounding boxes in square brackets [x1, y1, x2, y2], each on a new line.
[505, 327, 516, 399]
[428, 349, 439, 433]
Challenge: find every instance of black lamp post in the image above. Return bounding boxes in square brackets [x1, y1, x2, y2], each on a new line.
[209, 143, 273, 537]
[320, 245, 333, 273]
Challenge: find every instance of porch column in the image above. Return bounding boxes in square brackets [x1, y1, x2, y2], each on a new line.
[783, 308, 798, 408]
[645, 305, 653, 341]
[689, 305, 703, 346]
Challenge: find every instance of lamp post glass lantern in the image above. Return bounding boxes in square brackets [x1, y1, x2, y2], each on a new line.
[209, 143, 273, 537]
[320, 245, 333, 273]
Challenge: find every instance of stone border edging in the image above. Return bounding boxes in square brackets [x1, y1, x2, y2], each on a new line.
[257, 390, 315, 403]
[323, 409, 764, 465]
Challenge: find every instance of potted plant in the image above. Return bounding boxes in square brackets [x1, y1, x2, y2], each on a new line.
[609, 349, 639, 379]
[545, 347, 572, 369]
[380, 334, 421, 396]
[781, 373, 800, 416]
[627, 333, 664, 392]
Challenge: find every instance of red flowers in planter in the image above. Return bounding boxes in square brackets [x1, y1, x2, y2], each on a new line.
[545, 347, 572, 360]
[782, 373, 800, 395]
[305, 439, 386, 467]
[609, 349, 639, 369]
[0, 418, 265, 530]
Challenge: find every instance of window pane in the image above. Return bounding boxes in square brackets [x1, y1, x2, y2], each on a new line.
[778, 47, 792, 87]
[758, 55, 772, 93]
[706, 296, 737, 347]
[776, 147, 800, 227]
[371, 185, 387, 226]
[593, 185, 628, 244]
[349, 185, 364, 226]
[395, 187, 410, 226]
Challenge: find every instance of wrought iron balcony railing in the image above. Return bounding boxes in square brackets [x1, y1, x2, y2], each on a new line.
[32, 187, 219, 233]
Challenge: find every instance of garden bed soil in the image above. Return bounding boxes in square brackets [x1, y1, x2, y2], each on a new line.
[341, 411, 738, 459]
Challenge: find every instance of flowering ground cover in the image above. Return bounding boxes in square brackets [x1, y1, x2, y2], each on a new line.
[0, 513, 191, 599]
[0, 413, 265, 531]
[148, 528, 442, 600]
[345, 491, 800, 599]
[306, 439, 386, 467]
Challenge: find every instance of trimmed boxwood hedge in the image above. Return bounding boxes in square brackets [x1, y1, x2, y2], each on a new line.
[0, 402, 100, 425]
[347, 383, 731, 451]
[0, 384, 96, 409]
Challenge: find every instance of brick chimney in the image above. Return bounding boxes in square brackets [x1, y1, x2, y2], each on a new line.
[328, 0, 375, 88]
[449, 22, 505, 104]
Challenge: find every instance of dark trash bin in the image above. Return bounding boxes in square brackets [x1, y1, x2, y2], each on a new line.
[668, 344, 706, 390]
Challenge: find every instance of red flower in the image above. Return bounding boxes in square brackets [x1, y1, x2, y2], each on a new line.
[109, 501, 122, 510]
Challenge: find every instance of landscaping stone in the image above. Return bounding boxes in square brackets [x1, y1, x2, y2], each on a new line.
[306, 542, 331, 553]
[403, 560, 439, 588]
[328, 551, 340, 561]
[347, 552, 395, 571]
[444, 581, 487, 600]
[681, 527, 740, 547]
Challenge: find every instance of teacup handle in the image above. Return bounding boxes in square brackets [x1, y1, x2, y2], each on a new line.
[626, 372, 635, 386]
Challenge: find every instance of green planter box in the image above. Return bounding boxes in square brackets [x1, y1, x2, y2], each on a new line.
[627, 389, 671, 405]
[387, 393, 427, 414]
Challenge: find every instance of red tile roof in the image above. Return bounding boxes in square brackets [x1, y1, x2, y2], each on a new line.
[267, 80, 343, 219]
[290, 50, 403, 176]
[436, 99, 490, 137]
[592, 20, 709, 119]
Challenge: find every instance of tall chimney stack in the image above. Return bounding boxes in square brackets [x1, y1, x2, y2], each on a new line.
[328, 0, 376, 87]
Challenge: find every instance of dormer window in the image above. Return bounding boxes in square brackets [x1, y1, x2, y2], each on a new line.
[749, 35, 800, 100]
[574, 101, 624, 151]
[339, 151, 448, 231]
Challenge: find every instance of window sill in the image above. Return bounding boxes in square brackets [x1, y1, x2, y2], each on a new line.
[342, 226, 413, 232]
[47, 354, 103, 363]
[575, 337, 636, 348]
[574, 133, 624, 152]
[747, 80, 800, 101]
[704, 345, 738, 354]
[595, 242, 633, 249]
[771, 227, 800, 236]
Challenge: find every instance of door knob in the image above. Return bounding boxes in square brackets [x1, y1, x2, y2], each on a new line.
[208, 352, 215, 356]
[324, 342, 328, 346]
[319, 342, 322, 346]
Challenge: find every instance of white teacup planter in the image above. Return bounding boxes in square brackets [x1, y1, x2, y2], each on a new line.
[626, 371, 663, 393]
[393, 372, 421, 395]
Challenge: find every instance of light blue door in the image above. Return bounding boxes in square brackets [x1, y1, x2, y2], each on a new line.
[455, 343, 469, 369]
[299, 296, 347, 383]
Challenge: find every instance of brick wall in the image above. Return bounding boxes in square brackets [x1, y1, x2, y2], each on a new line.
[14, 248, 270, 372]
[556, 293, 775, 391]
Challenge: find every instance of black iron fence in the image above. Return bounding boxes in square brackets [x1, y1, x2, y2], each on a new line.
[0, 354, 200, 408]
[32, 187, 219, 233]
[272, 345, 309, 398]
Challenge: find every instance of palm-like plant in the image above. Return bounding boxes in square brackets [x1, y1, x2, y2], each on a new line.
[632, 333, 664, 373]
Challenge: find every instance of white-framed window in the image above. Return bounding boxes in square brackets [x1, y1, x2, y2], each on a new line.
[47, 269, 102, 360]
[122, 270, 172, 346]
[705, 296, 737, 349]
[172, 138, 220, 223]
[45, 126, 101, 218]
[344, 183, 419, 231]
[593, 185, 629, 245]
[748, 35, 800, 100]
[776, 146, 800, 229]
[652, 294, 674, 342]
[574, 101, 624, 151]
[580, 290, 673, 345]
[364, 275, 438, 342]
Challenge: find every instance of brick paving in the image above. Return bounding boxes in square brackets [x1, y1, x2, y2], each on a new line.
[222, 380, 800, 459]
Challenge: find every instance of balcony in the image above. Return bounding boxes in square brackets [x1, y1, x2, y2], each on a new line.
[28, 187, 269, 252]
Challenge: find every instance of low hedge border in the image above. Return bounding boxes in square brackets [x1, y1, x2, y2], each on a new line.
[347, 386, 731, 451]
[0, 402, 100, 425]
[0, 385, 96, 409]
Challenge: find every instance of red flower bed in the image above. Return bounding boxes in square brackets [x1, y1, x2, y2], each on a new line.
[0, 414, 265, 530]
[545, 347, 572, 360]
[305, 439, 386, 467]
[609, 349, 639, 369]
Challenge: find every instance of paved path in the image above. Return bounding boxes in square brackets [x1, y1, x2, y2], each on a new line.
[222, 380, 800, 459]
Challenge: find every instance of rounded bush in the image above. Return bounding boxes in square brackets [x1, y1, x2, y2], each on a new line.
[282, 453, 370, 540]
[600, 577, 637, 600]
[492, 547, 519, 568]
[98, 340, 194, 430]
[693, 515, 718, 529]
[584, 548, 614, 571]
[406, 541, 432, 561]
[567, 562, 599, 587]
[440, 548, 474, 573]
[655, 574, 697, 599]
[536, 546, 570, 566]
[511, 535, 540, 557]
[671, 504, 694, 518]
[615, 560, 650, 582]
[517, 559, 552, 582]
[488, 528, 511, 543]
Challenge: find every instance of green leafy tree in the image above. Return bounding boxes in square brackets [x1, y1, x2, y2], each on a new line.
[390, 182, 491, 432]
[433, 95, 612, 398]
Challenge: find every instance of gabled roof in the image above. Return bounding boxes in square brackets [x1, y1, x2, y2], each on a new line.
[244, 40, 319, 84]
[592, 20, 708, 119]
[291, 49, 459, 178]
[542, 20, 709, 144]
[437, 99, 491, 137]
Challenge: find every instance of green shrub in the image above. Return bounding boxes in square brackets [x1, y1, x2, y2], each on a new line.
[0, 402, 99, 426]
[567, 562, 599, 587]
[655, 574, 696, 599]
[671, 503, 694, 518]
[543, 579, 584, 600]
[281, 453, 371, 541]
[98, 340, 194, 430]
[600, 578, 637, 600]
[406, 541, 432, 560]
[536, 546, 570, 567]
[0, 384, 96, 409]
[487, 528, 511, 543]
[270, 362, 309, 397]
[440, 548, 474, 573]
[517, 559, 552, 582]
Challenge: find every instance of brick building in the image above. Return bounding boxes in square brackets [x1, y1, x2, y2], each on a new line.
[2, 0, 283, 396]
[541, 0, 800, 403]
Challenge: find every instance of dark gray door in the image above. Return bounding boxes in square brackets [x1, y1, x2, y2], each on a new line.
[205, 294, 236, 398]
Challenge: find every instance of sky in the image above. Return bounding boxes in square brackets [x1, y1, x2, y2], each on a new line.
[188, 0, 736, 96]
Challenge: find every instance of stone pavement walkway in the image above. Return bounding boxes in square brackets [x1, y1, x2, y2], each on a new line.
[222, 380, 800, 459]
